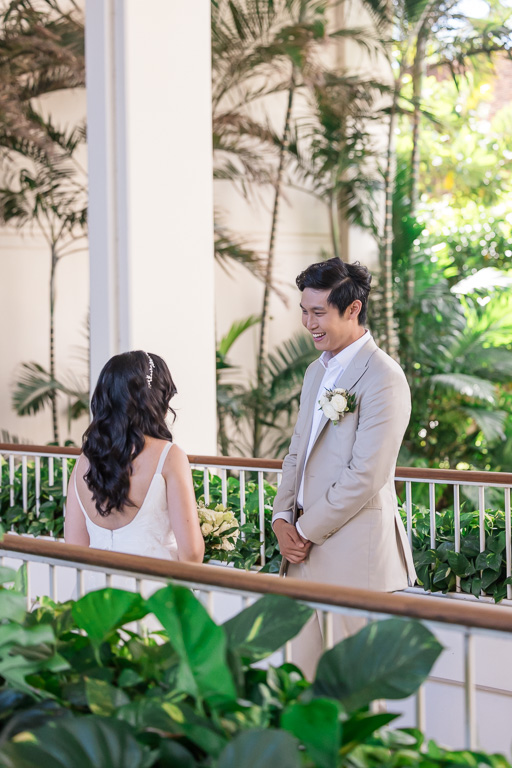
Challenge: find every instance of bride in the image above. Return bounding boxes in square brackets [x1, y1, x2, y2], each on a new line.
[65, 350, 204, 564]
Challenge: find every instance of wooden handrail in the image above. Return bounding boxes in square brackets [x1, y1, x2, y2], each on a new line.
[1, 534, 512, 632]
[1, 442, 512, 485]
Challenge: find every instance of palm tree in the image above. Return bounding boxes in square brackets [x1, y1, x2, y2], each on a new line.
[0, 138, 88, 443]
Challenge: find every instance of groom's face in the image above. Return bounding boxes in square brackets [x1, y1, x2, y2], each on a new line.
[300, 287, 360, 355]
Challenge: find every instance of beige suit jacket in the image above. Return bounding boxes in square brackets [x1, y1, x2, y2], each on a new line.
[272, 336, 416, 591]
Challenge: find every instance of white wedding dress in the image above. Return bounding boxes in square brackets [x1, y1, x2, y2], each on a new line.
[73, 441, 178, 561]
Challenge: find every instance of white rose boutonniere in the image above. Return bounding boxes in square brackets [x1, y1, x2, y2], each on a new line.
[319, 387, 357, 425]
[197, 500, 240, 561]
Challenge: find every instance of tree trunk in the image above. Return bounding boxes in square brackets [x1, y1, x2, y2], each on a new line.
[382, 85, 399, 360]
[50, 244, 59, 444]
[253, 76, 295, 456]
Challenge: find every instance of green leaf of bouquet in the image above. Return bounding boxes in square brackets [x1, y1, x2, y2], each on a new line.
[85, 677, 130, 716]
[71, 589, 148, 647]
[0, 566, 17, 585]
[223, 594, 313, 661]
[312, 619, 442, 711]
[147, 584, 236, 704]
[216, 729, 301, 768]
[281, 698, 341, 768]
[0, 590, 26, 623]
[0, 715, 152, 768]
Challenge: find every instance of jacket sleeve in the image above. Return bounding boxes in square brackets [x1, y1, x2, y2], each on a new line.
[272, 364, 314, 525]
[298, 366, 411, 545]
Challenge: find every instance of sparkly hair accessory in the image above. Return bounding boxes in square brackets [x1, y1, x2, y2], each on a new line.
[145, 353, 155, 389]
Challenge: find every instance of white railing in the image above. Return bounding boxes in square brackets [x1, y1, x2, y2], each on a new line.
[1, 535, 512, 754]
[1, 443, 512, 594]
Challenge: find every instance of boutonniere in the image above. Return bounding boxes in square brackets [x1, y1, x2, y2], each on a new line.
[318, 387, 357, 425]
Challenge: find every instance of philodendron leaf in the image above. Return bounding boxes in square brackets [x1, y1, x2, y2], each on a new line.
[0, 715, 152, 768]
[475, 551, 501, 573]
[446, 552, 475, 577]
[147, 585, 236, 704]
[71, 589, 148, 647]
[281, 699, 341, 768]
[223, 594, 313, 661]
[312, 619, 443, 711]
[217, 729, 302, 768]
[341, 711, 398, 748]
[0, 567, 17, 585]
[0, 591, 27, 623]
[85, 678, 130, 716]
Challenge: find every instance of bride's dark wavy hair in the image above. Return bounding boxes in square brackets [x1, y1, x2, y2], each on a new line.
[82, 351, 177, 516]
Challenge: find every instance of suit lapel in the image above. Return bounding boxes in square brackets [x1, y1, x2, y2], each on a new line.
[307, 337, 378, 457]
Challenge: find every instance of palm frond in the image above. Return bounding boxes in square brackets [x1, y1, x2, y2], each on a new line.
[461, 407, 507, 443]
[218, 315, 261, 359]
[12, 362, 64, 415]
[428, 373, 496, 403]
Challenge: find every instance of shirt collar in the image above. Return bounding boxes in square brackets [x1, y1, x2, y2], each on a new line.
[319, 330, 371, 371]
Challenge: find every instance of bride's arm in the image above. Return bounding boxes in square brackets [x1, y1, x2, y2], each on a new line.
[164, 445, 205, 563]
[64, 459, 91, 547]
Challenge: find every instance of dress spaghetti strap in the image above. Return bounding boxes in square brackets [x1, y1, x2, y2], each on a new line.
[155, 441, 173, 475]
[73, 459, 89, 520]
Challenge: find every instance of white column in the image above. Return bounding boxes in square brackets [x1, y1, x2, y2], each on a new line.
[86, 0, 217, 453]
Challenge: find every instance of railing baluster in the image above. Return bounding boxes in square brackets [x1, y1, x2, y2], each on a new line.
[239, 470, 246, 537]
[35, 456, 41, 516]
[406, 480, 412, 546]
[505, 487, 511, 601]
[415, 685, 426, 732]
[21, 456, 28, 513]
[429, 482, 436, 549]
[464, 630, 477, 750]
[220, 468, 227, 507]
[478, 486, 486, 553]
[203, 468, 210, 505]
[9, 454, 14, 507]
[258, 470, 265, 566]
[322, 610, 334, 650]
[454, 485, 461, 592]
[49, 564, 57, 601]
[62, 458, 68, 499]
[48, 456, 54, 501]
[76, 568, 84, 598]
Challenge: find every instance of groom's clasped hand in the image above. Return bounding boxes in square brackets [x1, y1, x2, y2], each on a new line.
[273, 518, 312, 564]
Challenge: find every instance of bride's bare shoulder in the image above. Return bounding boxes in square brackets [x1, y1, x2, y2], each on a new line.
[162, 442, 191, 475]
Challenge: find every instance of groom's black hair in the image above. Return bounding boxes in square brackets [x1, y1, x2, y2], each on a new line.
[296, 257, 371, 324]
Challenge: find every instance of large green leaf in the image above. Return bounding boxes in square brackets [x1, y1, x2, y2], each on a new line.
[71, 589, 148, 647]
[312, 619, 442, 711]
[0, 716, 153, 768]
[223, 594, 313, 661]
[0, 591, 27, 623]
[216, 729, 301, 768]
[341, 710, 398, 747]
[85, 678, 130, 716]
[281, 699, 341, 768]
[0, 567, 17, 585]
[118, 698, 227, 757]
[147, 585, 236, 703]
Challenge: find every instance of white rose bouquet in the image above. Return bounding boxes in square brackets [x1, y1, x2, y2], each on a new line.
[198, 500, 240, 561]
[318, 387, 357, 425]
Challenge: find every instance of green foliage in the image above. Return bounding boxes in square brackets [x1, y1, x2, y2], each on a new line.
[2, 574, 495, 768]
[0, 456, 71, 539]
[402, 502, 512, 602]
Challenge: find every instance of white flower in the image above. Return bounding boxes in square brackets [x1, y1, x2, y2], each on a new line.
[201, 523, 213, 536]
[331, 393, 348, 412]
[322, 402, 339, 422]
[318, 393, 329, 408]
[221, 537, 236, 551]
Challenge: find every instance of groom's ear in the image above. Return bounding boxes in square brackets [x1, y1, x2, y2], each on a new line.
[347, 300, 362, 319]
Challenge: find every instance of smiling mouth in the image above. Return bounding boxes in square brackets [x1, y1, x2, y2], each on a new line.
[312, 333, 326, 340]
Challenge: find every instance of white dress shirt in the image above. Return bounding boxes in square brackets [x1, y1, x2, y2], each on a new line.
[274, 330, 372, 540]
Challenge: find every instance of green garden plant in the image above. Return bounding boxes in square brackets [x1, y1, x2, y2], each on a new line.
[0, 566, 507, 768]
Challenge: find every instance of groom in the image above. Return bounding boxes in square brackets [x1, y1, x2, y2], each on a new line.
[272, 257, 416, 674]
